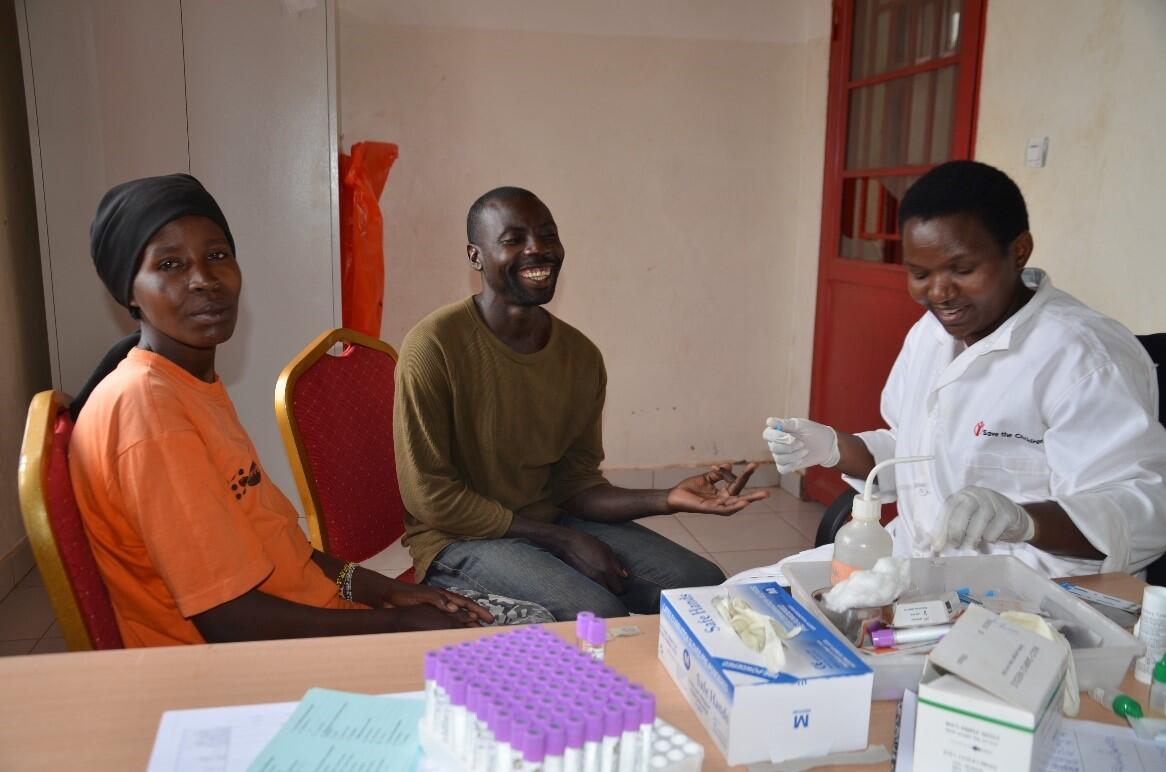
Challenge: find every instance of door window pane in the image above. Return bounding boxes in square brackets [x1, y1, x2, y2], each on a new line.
[845, 64, 957, 170]
[851, 0, 963, 81]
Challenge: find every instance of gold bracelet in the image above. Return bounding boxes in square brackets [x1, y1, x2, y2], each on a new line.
[335, 561, 357, 601]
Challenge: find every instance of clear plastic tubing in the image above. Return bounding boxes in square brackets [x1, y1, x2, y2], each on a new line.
[584, 617, 607, 662]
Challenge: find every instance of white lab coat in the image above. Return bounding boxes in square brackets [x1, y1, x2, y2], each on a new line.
[851, 268, 1166, 577]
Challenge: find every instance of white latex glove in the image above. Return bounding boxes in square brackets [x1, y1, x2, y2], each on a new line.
[762, 417, 840, 474]
[931, 485, 1035, 553]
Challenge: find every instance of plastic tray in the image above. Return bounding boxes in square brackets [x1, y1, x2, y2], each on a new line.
[784, 556, 1144, 700]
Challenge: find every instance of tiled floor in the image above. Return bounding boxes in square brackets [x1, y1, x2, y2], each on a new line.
[0, 486, 820, 657]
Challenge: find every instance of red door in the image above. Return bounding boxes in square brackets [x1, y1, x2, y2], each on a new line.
[805, 0, 987, 507]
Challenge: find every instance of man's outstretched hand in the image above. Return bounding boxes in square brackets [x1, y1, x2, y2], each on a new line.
[666, 462, 770, 516]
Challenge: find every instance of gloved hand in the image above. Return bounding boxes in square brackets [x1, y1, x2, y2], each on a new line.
[762, 417, 840, 474]
[931, 486, 1035, 553]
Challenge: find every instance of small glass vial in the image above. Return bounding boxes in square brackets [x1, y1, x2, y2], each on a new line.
[599, 703, 622, 772]
[582, 709, 604, 772]
[493, 709, 515, 772]
[636, 694, 655, 772]
[423, 651, 438, 730]
[617, 700, 640, 772]
[522, 727, 547, 772]
[576, 612, 595, 650]
[563, 715, 585, 772]
[544, 722, 567, 772]
[584, 617, 607, 662]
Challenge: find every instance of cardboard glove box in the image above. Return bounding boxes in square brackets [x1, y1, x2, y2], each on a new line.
[658, 582, 873, 766]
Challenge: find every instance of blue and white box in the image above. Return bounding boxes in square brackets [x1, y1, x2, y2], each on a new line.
[658, 582, 873, 765]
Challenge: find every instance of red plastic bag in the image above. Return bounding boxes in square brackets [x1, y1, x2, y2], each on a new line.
[339, 141, 398, 338]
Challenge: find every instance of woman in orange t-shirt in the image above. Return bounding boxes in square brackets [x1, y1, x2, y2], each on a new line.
[69, 174, 508, 646]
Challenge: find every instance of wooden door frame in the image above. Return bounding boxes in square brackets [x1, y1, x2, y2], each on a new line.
[805, 0, 988, 506]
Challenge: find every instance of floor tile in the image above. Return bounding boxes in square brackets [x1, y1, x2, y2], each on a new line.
[43, 620, 62, 639]
[677, 509, 813, 553]
[0, 558, 14, 602]
[743, 463, 781, 488]
[16, 566, 43, 589]
[637, 515, 704, 554]
[0, 639, 37, 657]
[31, 637, 69, 655]
[774, 502, 830, 543]
[712, 548, 801, 579]
[0, 586, 57, 641]
[11, 543, 35, 582]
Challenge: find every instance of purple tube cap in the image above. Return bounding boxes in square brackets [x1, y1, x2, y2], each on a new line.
[423, 651, 438, 680]
[493, 709, 513, 743]
[638, 692, 656, 725]
[448, 675, 468, 705]
[871, 628, 896, 648]
[545, 722, 567, 755]
[621, 700, 641, 732]
[583, 708, 605, 743]
[564, 715, 585, 748]
[524, 727, 547, 763]
[603, 703, 623, 736]
[586, 616, 608, 646]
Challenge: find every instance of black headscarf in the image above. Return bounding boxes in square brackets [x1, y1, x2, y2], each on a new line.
[70, 174, 235, 418]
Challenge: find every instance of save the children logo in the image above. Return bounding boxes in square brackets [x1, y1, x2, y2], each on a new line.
[230, 462, 262, 500]
[971, 422, 1044, 445]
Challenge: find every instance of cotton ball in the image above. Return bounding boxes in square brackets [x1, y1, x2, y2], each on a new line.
[824, 557, 911, 613]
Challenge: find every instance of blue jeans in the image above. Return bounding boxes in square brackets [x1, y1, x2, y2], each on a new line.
[425, 516, 726, 621]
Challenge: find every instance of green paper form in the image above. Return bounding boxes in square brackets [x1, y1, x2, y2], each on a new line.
[246, 688, 422, 772]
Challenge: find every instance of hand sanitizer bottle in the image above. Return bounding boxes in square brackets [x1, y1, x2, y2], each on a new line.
[831, 455, 932, 585]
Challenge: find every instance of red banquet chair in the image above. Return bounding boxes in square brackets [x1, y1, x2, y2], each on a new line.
[17, 390, 124, 650]
[276, 328, 414, 581]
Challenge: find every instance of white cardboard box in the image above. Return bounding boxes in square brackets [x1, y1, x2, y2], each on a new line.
[658, 582, 873, 765]
[914, 605, 1068, 772]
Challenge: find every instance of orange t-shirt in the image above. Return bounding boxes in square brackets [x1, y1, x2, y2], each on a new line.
[69, 348, 362, 647]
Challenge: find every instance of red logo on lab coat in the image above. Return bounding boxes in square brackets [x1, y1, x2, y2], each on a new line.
[973, 421, 986, 437]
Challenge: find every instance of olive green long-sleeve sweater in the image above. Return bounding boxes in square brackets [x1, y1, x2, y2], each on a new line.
[393, 298, 609, 579]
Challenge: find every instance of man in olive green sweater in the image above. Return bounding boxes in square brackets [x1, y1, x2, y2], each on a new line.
[393, 187, 769, 620]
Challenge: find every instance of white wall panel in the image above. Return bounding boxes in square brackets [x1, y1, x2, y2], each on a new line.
[20, 0, 340, 503]
[19, 0, 188, 390]
[181, 0, 340, 499]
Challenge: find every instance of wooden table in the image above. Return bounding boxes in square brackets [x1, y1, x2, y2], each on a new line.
[0, 573, 1152, 771]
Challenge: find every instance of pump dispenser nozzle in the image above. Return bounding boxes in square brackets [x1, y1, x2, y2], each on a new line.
[850, 455, 934, 521]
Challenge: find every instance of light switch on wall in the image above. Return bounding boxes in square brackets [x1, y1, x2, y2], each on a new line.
[1026, 136, 1049, 168]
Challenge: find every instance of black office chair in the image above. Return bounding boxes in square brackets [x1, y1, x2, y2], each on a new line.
[814, 333, 1166, 585]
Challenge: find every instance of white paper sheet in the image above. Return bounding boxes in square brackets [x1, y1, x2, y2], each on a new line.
[146, 691, 426, 772]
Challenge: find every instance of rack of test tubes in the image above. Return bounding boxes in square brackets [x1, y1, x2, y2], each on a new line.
[419, 618, 704, 772]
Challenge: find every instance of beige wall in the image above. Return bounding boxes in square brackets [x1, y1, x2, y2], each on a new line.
[976, 0, 1166, 334]
[0, 0, 51, 560]
[339, 0, 829, 468]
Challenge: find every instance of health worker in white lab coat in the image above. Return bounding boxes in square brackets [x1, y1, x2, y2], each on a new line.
[764, 161, 1166, 578]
